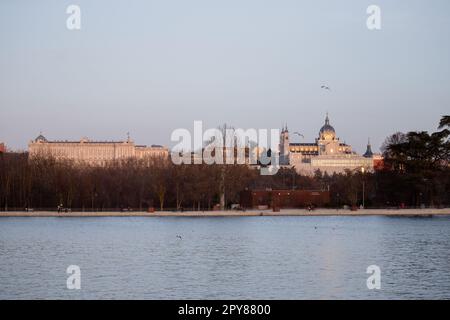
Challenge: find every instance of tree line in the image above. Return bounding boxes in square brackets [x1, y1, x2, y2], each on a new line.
[1, 116, 449, 211]
[0, 155, 258, 211]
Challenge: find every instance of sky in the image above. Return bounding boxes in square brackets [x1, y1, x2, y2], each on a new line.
[1, 0, 449, 153]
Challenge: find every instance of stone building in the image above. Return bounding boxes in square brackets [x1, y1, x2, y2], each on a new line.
[280, 114, 377, 175]
[28, 134, 168, 165]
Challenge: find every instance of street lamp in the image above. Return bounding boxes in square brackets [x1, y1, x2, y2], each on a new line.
[361, 167, 365, 209]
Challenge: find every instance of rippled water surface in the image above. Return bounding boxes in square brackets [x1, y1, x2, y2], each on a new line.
[1, 216, 450, 299]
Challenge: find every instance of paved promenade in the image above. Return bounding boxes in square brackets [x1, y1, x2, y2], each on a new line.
[1, 208, 449, 217]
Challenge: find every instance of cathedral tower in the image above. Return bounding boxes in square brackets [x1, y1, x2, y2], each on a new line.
[280, 124, 290, 164]
[363, 138, 374, 158]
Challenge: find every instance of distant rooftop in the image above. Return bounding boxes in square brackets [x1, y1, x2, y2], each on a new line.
[32, 134, 164, 148]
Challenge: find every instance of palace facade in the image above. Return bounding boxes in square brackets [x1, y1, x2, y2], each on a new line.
[279, 114, 377, 175]
[28, 134, 168, 165]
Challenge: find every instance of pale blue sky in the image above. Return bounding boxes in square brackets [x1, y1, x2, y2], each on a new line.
[1, 0, 449, 153]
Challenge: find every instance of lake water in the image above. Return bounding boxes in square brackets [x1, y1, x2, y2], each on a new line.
[1, 216, 450, 299]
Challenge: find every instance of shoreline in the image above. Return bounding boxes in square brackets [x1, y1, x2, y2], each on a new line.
[1, 208, 450, 217]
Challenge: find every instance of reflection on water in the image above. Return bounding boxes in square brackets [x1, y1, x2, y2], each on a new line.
[1, 216, 450, 299]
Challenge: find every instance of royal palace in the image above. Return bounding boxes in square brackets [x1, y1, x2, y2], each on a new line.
[28, 134, 168, 165]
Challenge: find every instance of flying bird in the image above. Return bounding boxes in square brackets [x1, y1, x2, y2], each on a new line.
[293, 132, 304, 138]
[176, 235, 182, 240]
[321, 85, 331, 91]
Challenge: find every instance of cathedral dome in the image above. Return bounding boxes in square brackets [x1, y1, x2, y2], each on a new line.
[319, 114, 336, 140]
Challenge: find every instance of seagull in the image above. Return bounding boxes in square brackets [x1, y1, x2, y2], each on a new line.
[321, 85, 331, 91]
[176, 235, 182, 240]
[293, 132, 304, 138]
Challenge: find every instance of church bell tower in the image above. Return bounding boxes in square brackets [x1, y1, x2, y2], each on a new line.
[280, 124, 290, 164]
